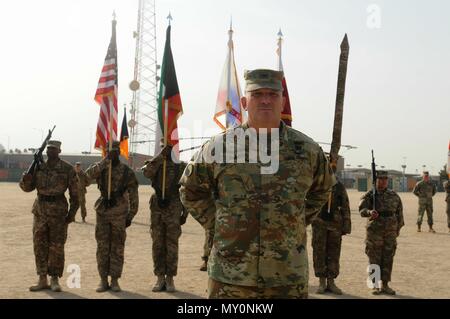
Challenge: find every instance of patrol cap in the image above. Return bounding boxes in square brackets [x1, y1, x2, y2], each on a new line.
[423, 171, 429, 176]
[47, 140, 61, 151]
[376, 170, 389, 179]
[75, 162, 81, 166]
[244, 69, 284, 92]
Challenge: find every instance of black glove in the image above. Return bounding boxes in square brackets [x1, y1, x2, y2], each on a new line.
[65, 214, 75, 225]
[125, 218, 132, 228]
[180, 214, 188, 226]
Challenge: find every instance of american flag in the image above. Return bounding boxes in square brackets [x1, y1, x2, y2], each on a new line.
[94, 18, 118, 153]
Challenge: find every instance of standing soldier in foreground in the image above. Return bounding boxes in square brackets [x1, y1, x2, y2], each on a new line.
[19, 140, 79, 292]
[74, 162, 91, 223]
[444, 180, 450, 233]
[86, 141, 139, 293]
[142, 142, 188, 293]
[180, 69, 335, 299]
[312, 162, 351, 295]
[413, 171, 437, 233]
[359, 170, 404, 295]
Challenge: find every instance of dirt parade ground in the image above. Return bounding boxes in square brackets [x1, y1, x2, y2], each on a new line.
[0, 182, 449, 299]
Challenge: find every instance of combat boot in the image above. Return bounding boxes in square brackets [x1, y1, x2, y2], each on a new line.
[82, 217, 86, 223]
[200, 257, 208, 272]
[50, 276, 62, 292]
[29, 275, 50, 292]
[371, 287, 381, 295]
[110, 277, 121, 292]
[327, 278, 343, 295]
[152, 276, 166, 292]
[429, 226, 436, 233]
[316, 277, 327, 294]
[96, 276, 109, 293]
[381, 282, 396, 295]
[417, 224, 421, 232]
[166, 276, 175, 293]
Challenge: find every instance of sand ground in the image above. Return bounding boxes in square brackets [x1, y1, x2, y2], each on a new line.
[1, 182, 449, 299]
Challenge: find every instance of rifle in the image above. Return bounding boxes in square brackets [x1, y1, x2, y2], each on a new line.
[26, 126, 56, 175]
[371, 150, 377, 211]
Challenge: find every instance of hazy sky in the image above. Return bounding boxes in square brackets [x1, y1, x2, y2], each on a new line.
[0, 0, 448, 175]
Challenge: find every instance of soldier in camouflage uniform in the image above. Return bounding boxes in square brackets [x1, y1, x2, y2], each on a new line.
[200, 227, 214, 271]
[413, 171, 437, 233]
[359, 170, 404, 295]
[444, 180, 450, 233]
[86, 141, 139, 293]
[311, 163, 351, 295]
[19, 140, 79, 292]
[142, 143, 188, 293]
[74, 162, 91, 223]
[180, 69, 335, 299]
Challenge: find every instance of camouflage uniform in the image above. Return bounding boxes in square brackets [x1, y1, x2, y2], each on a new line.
[86, 159, 139, 279]
[75, 168, 90, 220]
[142, 151, 187, 278]
[179, 121, 335, 299]
[359, 187, 404, 284]
[19, 157, 79, 278]
[413, 179, 436, 227]
[444, 180, 450, 229]
[312, 180, 351, 280]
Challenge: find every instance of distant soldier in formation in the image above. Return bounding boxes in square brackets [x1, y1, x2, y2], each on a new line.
[180, 69, 335, 299]
[413, 171, 437, 233]
[445, 180, 450, 233]
[359, 170, 404, 295]
[200, 228, 214, 272]
[142, 143, 188, 293]
[311, 162, 351, 295]
[86, 141, 139, 293]
[19, 140, 79, 292]
[74, 162, 91, 223]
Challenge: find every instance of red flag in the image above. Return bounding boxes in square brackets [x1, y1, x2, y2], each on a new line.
[94, 18, 118, 155]
[120, 109, 129, 160]
[277, 30, 292, 126]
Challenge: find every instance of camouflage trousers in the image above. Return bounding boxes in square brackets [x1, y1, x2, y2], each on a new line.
[76, 192, 87, 219]
[365, 217, 398, 282]
[95, 208, 127, 278]
[32, 200, 68, 278]
[417, 198, 433, 226]
[202, 227, 214, 261]
[150, 197, 182, 276]
[311, 223, 342, 279]
[208, 278, 308, 299]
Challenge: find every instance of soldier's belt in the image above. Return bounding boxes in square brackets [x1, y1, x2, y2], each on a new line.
[38, 194, 65, 202]
[379, 211, 394, 218]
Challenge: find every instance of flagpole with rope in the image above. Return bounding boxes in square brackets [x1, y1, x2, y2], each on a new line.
[107, 12, 117, 202]
[161, 13, 172, 201]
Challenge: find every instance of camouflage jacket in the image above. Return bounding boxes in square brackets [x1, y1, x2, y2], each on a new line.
[413, 180, 436, 199]
[179, 122, 335, 288]
[86, 161, 139, 218]
[444, 181, 450, 202]
[76, 170, 91, 194]
[19, 158, 79, 217]
[359, 188, 404, 231]
[142, 152, 187, 203]
[314, 180, 351, 234]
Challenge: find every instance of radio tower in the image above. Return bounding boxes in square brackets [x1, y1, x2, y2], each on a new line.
[129, 0, 158, 166]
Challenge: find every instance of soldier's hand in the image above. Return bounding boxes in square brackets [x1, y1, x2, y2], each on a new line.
[22, 173, 33, 182]
[99, 158, 111, 171]
[125, 218, 132, 228]
[161, 145, 173, 159]
[180, 214, 188, 226]
[369, 210, 379, 220]
[65, 215, 75, 225]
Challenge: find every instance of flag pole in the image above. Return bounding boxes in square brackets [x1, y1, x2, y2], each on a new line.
[107, 12, 117, 201]
[162, 13, 172, 201]
[225, 18, 233, 129]
[277, 29, 283, 71]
